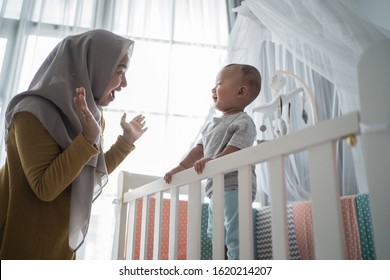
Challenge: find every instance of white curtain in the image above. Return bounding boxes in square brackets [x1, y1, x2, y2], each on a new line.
[227, 0, 390, 202]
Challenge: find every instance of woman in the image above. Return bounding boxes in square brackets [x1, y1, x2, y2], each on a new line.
[0, 29, 147, 259]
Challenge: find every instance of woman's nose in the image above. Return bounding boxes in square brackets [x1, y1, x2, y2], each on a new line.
[121, 75, 127, 88]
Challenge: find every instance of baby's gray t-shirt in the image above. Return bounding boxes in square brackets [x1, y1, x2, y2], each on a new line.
[197, 112, 257, 199]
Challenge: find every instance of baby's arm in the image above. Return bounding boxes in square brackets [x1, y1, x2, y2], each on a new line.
[213, 145, 241, 159]
[194, 145, 240, 174]
[164, 144, 204, 183]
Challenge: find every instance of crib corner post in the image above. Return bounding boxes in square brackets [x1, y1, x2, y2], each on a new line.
[358, 38, 390, 260]
[111, 171, 128, 260]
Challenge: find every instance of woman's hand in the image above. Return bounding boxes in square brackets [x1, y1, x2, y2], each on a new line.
[120, 113, 148, 146]
[73, 87, 101, 144]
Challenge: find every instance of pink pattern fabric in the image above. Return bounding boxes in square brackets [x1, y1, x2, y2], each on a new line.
[133, 197, 188, 260]
[340, 195, 362, 259]
[291, 201, 314, 259]
[292, 196, 361, 259]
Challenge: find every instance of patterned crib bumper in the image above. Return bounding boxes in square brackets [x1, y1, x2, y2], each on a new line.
[132, 194, 375, 260]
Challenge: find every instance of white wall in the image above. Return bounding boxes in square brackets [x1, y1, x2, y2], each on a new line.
[353, 0, 390, 30]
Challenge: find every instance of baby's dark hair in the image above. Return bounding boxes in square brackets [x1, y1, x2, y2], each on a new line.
[225, 63, 262, 103]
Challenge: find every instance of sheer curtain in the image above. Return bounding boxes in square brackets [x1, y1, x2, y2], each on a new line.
[227, 0, 390, 203]
[0, 0, 229, 259]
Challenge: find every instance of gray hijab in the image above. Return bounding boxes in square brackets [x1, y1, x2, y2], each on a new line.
[5, 29, 134, 251]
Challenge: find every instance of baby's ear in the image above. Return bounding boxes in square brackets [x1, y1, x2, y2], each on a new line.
[237, 85, 249, 99]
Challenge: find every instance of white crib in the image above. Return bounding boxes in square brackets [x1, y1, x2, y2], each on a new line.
[111, 39, 390, 260]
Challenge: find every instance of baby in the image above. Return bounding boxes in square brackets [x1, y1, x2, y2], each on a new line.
[164, 63, 261, 259]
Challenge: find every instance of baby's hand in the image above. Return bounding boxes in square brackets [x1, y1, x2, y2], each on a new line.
[164, 165, 186, 184]
[194, 157, 212, 174]
[164, 172, 174, 184]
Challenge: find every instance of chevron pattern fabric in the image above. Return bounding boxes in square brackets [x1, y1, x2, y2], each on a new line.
[200, 203, 300, 260]
[253, 205, 300, 260]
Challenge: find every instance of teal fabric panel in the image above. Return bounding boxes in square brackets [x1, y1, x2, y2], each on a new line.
[355, 193, 376, 260]
[200, 203, 212, 259]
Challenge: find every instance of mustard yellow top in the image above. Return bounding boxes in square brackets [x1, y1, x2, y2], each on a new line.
[0, 112, 134, 259]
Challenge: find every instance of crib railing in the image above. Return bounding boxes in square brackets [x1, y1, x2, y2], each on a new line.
[113, 112, 360, 260]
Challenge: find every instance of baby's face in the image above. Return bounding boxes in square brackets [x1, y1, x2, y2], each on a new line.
[211, 67, 243, 114]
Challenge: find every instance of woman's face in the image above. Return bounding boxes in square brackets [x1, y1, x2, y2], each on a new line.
[98, 53, 129, 106]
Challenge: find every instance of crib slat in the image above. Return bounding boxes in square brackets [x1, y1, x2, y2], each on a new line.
[212, 173, 225, 260]
[153, 191, 163, 259]
[168, 186, 179, 259]
[126, 200, 137, 260]
[140, 196, 150, 259]
[187, 180, 202, 260]
[308, 141, 345, 259]
[113, 201, 127, 259]
[238, 165, 254, 260]
[112, 174, 126, 259]
[269, 156, 289, 259]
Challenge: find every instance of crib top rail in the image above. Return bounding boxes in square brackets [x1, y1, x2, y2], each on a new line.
[123, 111, 360, 204]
